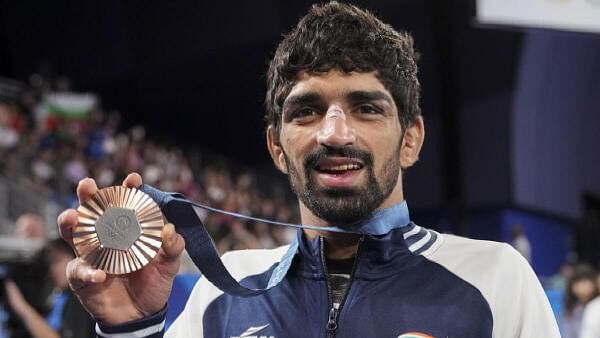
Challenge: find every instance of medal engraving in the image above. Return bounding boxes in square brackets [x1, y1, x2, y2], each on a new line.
[73, 186, 164, 274]
[96, 208, 142, 250]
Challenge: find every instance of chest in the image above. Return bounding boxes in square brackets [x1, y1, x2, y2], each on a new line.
[203, 270, 493, 338]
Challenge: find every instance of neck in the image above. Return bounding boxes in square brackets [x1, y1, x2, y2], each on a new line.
[298, 183, 405, 259]
[304, 229, 361, 260]
[298, 202, 358, 259]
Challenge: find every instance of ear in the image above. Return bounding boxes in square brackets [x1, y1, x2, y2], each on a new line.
[400, 116, 425, 169]
[266, 125, 289, 174]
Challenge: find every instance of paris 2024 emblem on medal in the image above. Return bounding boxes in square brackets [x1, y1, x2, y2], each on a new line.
[73, 186, 164, 274]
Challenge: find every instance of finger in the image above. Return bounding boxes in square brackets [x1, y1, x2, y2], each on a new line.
[67, 258, 107, 291]
[57, 209, 79, 243]
[77, 177, 99, 204]
[161, 223, 185, 261]
[153, 224, 184, 276]
[122, 172, 143, 189]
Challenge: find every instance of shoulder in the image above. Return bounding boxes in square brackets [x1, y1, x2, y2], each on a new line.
[424, 234, 530, 303]
[196, 244, 292, 297]
[425, 233, 534, 292]
[424, 234, 559, 337]
[219, 244, 292, 279]
[425, 233, 525, 272]
[166, 244, 292, 337]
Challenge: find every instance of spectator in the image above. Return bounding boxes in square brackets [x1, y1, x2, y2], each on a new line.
[562, 265, 599, 338]
[4, 239, 95, 338]
[1, 213, 50, 338]
[0, 99, 23, 150]
[14, 213, 46, 241]
[511, 223, 532, 263]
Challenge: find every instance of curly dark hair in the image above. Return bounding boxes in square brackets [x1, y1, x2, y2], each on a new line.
[265, 1, 421, 142]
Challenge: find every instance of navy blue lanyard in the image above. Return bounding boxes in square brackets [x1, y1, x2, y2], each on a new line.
[140, 184, 410, 297]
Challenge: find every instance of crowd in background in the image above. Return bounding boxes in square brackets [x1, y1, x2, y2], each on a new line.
[0, 74, 299, 337]
[0, 73, 298, 253]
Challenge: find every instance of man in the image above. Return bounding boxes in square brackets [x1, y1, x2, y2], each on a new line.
[510, 223, 532, 263]
[4, 239, 95, 338]
[58, 2, 560, 337]
[1, 212, 49, 338]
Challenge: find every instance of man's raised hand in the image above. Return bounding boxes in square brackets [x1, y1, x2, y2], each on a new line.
[57, 173, 185, 325]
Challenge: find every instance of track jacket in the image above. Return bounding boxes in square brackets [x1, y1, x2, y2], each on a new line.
[96, 215, 560, 337]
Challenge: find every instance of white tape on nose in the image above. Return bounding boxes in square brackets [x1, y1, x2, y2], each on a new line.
[316, 105, 355, 144]
[326, 105, 345, 120]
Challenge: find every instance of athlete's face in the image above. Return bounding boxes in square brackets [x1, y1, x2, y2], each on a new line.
[267, 70, 424, 226]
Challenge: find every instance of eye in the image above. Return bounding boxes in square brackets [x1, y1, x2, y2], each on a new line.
[296, 107, 318, 117]
[287, 107, 320, 122]
[356, 104, 382, 115]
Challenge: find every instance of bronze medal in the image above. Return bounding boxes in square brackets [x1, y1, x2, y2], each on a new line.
[73, 186, 164, 274]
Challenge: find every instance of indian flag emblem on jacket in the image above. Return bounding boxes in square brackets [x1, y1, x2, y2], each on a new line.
[397, 333, 434, 338]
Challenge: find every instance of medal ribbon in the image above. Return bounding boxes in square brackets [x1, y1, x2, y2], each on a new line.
[140, 184, 410, 297]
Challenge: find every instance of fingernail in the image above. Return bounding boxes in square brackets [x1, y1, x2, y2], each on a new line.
[165, 224, 176, 245]
[164, 224, 172, 241]
[88, 270, 97, 283]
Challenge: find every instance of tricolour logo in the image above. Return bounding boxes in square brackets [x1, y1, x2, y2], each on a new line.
[397, 332, 435, 338]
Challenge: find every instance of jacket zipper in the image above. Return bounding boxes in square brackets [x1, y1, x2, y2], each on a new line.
[321, 236, 365, 338]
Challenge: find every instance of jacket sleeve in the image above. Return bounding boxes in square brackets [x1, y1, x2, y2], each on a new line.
[425, 236, 561, 338]
[493, 244, 560, 338]
[165, 270, 226, 337]
[95, 306, 167, 338]
[93, 274, 214, 338]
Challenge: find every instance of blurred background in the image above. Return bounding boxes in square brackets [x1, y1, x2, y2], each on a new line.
[0, 0, 599, 337]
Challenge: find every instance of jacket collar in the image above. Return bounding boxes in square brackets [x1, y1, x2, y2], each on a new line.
[293, 203, 439, 280]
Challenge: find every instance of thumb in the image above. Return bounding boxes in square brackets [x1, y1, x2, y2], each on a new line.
[156, 223, 185, 274]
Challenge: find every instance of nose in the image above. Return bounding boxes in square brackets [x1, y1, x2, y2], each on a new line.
[316, 105, 356, 147]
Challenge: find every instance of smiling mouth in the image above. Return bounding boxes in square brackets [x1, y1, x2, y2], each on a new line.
[314, 158, 364, 175]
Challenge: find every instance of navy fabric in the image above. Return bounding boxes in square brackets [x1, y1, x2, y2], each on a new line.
[202, 229, 493, 338]
[96, 306, 166, 338]
[203, 263, 329, 338]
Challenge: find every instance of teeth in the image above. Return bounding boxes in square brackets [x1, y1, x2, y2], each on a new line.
[319, 164, 361, 171]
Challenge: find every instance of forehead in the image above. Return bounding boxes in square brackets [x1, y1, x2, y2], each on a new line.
[286, 70, 394, 105]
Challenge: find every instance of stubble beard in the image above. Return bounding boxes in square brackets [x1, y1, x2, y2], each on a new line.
[283, 144, 401, 226]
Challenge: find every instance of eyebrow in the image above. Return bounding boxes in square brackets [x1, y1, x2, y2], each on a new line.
[282, 92, 322, 111]
[345, 90, 394, 106]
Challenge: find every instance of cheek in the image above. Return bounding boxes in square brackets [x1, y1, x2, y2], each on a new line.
[281, 128, 314, 161]
[282, 126, 310, 145]
[361, 127, 401, 158]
